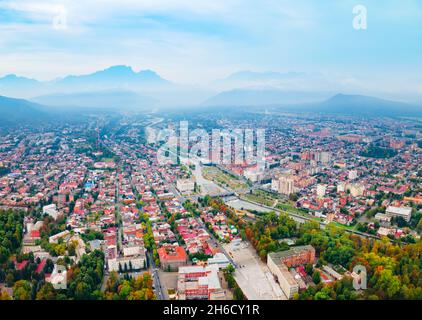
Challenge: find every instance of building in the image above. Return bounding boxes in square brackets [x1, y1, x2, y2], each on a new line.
[348, 170, 358, 180]
[267, 258, 298, 299]
[390, 139, 405, 149]
[386, 206, 412, 222]
[46, 264, 67, 290]
[207, 253, 231, 269]
[176, 179, 195, 194]
[322, 265, 343, 280]
[350, 184, 365, 197]
[49, 230, 71, 244]
[108, 255, 146, 272]
[107, 244, 147, 272]
[177, 265, 225, 300]
[158, 245, 188, 271]
[316, 184, 327, 198]
[267, 245, 316, 299]
[315, 151, 331, 164]
[374, 213, 392, 224]
[272, 176, 294, 195]
[43, 204, 60, 220]
[337, 183, 365, 197]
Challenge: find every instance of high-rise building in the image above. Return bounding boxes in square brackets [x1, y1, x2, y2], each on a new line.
[319, 151, 331, 164]
[348, 170, 358, 180]
[316, 184, 327, 198]
[272, 176, 295, 195]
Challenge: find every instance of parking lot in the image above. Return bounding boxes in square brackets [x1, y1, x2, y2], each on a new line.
[223, 241, 287, 300]
[158, 271, 178, 300]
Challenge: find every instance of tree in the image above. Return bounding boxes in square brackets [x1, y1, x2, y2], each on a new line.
[305, 263, 313, 275]
[373, 268, 401, 298]
[225, 264, 235, 275]
[312, 271, 321, 285]
[13, 280, 32, 300]
[5, 273, 14, 287]
[75, 282, 92, 300]
[118, 281, 132, 300]
[233, 287, 245, 300]
[0, 290, 11, 300]
[289, 193, 299, 202]
[36, 282, 57, 300]
[416, 219, 422, 233]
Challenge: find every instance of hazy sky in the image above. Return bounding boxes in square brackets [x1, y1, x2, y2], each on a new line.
[0, 0, 422, 96]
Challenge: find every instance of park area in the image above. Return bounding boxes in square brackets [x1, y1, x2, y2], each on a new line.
[203, 166, 249, 192]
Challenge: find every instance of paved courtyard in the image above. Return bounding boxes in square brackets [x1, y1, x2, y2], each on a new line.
[223, 241, 287, 300]
[158, 271, 178, 300]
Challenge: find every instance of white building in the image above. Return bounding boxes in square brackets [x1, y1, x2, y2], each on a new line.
[108, 256, 146, 272]
[176, 179, 195, 194]
[350, 184, 365, 197]
[123, 245, 144, 257]
[207, 253, 231, 269]
[386, 206, 412, 222]
[316, 184, 327, 198]
[272, 176, 295, 195]
[375, 213, 392, 223]
[317, 151, 331, 164]
[108, 244, 147, 272]
[337, 183, 365, 197]
[348, 170, 358, 181]
[177, 265, 224, 300]
[43, 204, 60, 220]
[46, 265, 67, 290]
[49, 230, 71, 244]
[337, 182, 346, 193]
[267, 255, 298, 299]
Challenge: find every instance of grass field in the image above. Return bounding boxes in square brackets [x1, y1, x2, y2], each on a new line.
[203, 166, 248, 192]
[243, 189, 282, 207]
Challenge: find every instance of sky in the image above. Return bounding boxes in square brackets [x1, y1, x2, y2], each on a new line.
[0, 0, 422, 98]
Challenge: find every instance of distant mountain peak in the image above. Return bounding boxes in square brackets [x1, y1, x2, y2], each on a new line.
[0, 95, 46, 124]
[312, 93, 421, 117]
[0, 74, 39, 83]
[327, 93, 402, 104]
[98, 65, 135, 74]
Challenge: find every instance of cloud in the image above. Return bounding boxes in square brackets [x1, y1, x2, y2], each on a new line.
[0, 0, 421, 96]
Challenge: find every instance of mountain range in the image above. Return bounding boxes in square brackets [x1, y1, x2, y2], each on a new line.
[0, 65, 212, 107]
[0, 66, 421, 119]
[0, 65, 169, 96]
[203, 88, 333, 106]
[306, 94, 422, 117]
[0, 95, 46, 125]
[1, 92, 420, 127]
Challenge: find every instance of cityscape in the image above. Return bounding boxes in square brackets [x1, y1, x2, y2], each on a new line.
[0, 0, 421, 306]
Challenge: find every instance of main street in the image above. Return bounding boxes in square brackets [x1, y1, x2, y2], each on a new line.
[147, 251, 165, 300]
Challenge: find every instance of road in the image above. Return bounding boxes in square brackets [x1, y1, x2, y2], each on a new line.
[115, 170, 123, 254]
[147, 251, 165, 300]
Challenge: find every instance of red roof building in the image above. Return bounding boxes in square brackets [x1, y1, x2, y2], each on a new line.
[158, 246, 188, 271]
